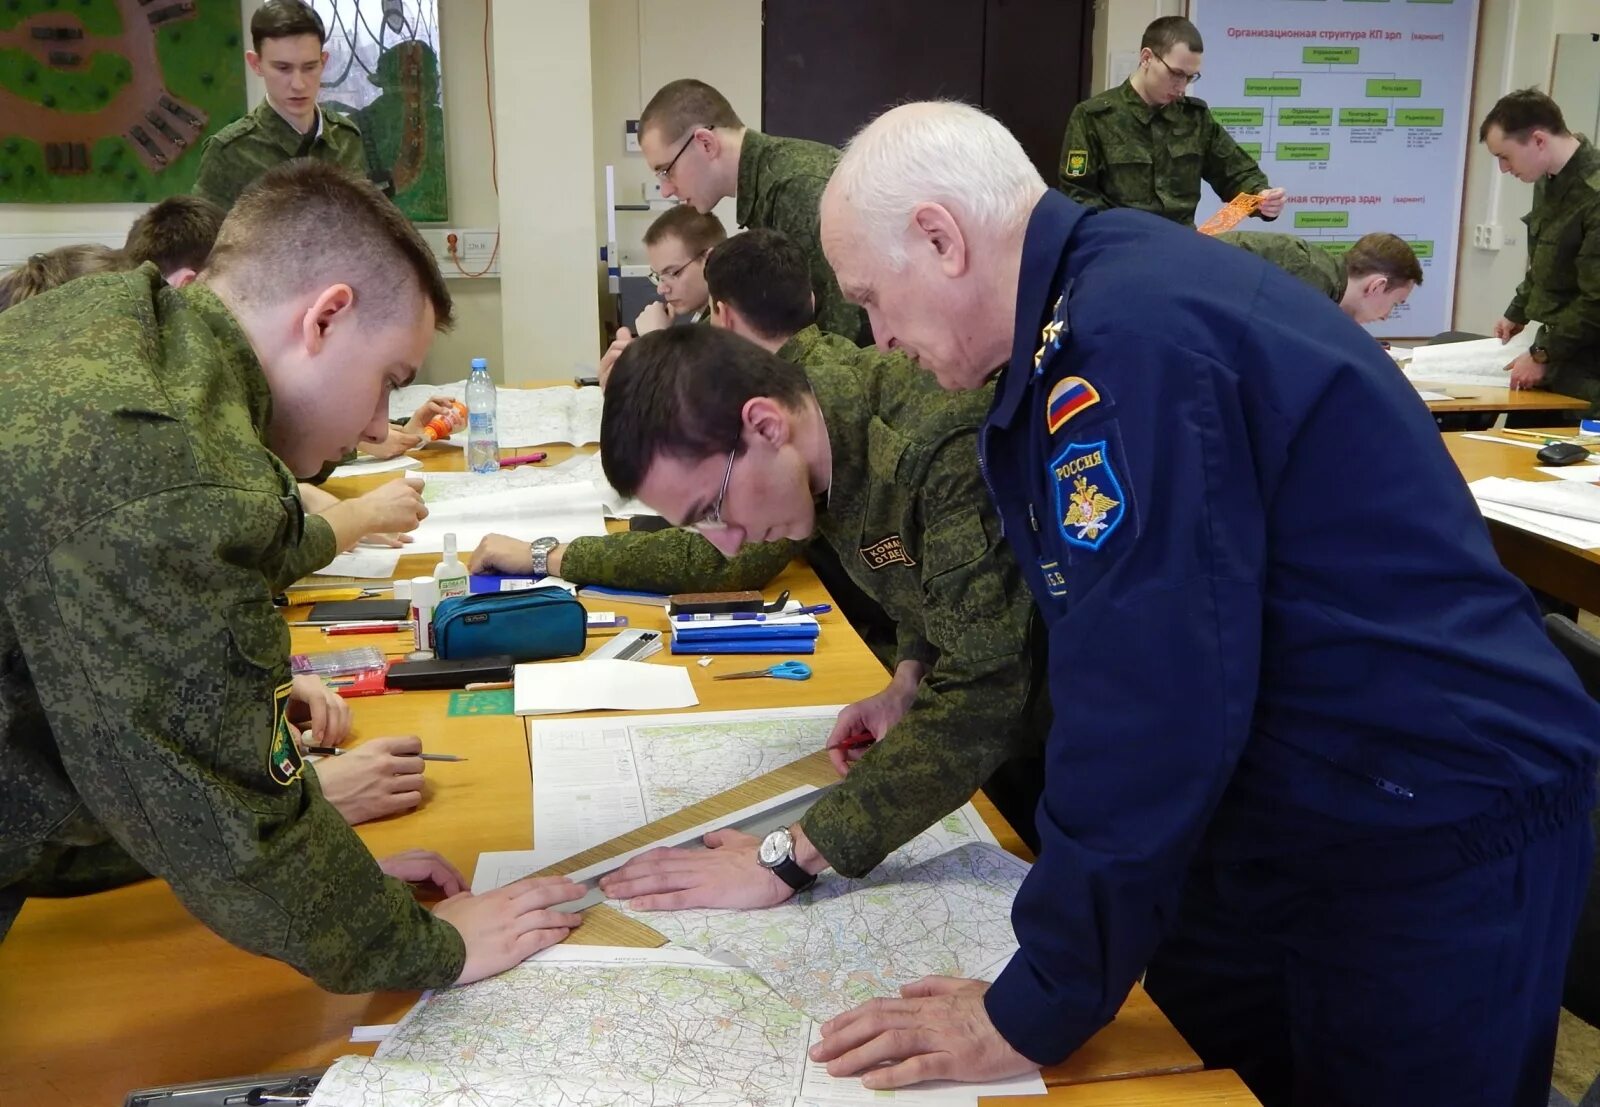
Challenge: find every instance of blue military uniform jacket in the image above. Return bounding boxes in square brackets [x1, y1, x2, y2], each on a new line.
[978, 190, 1600, 1065]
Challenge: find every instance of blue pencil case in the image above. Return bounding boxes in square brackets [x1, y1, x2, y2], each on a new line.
[433, 587, 586, 662]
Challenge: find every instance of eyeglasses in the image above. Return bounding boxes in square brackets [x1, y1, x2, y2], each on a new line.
[653, 130, 699, 182]
[1150, 53, 1201, 85]
[648, 248, 709, 288]
[691, 449, 737, 532]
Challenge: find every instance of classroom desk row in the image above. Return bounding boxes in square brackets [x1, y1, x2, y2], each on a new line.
[1419, 382, 1590, 417]
[0, 438, 1253, 1106]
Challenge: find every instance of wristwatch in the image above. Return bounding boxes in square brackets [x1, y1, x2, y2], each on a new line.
[1530, 344, 1550, 365]
[757, 827, 817, 893]
[529, 536, 560, 575]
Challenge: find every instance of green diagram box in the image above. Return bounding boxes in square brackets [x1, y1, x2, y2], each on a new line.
[1410, 241, 1435, 258]
[1396, 108, 1445, 126]
[1239, 143, 1263, 159]
[1367, 79, 1423, 97]
[1295, 211, 1350, 228]
[1319, 240, 1358, 256]
[1340, 107, 1391, 126]
[1304, 47, 1360, 63]
[1279, 108, 1335, 126]
[1212, 108, 1265, 126]
[1245, 78, 1303, 96]
[1278, 143, 1332, 160]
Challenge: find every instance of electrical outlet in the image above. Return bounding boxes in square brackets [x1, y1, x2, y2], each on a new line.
[625, 119, 641, 153]
[1473, 223, 1504, 251]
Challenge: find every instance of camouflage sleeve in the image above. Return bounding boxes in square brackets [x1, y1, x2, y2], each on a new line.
[801, 432, 1038, 876]
[192, 138, 241, 211]
[263, 513, 338, 592]
[766, 177, 872, 345]
[1505, 276, 1532, 326]
[1058, 105, 1111, 211]
[1535, 206, 1600, 364]
[559, 528, 802, 593]
[22, 486, 465, 992]
[894, 625, 941, 670]
[1201, 114, 1270, 207]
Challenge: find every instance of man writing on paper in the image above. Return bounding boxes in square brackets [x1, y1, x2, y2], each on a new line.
[0, 161, 581, 990]
[1480, 89, 1600, 407]
[637, 78, 870, 346]
[807, 101, 1600, 1107]
[1058, 17, 1285, 228]
[547, 266, 1045, 904]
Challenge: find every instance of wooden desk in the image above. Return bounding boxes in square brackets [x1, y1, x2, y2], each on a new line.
[1419, 383, 1590, 416]
[987, 1070, 1260, 1105]
[0, 433, 1202, 1103]
[1445, 430, 1600, 613]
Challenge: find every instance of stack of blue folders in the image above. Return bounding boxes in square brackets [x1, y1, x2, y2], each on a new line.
[669, 612, 821, 655]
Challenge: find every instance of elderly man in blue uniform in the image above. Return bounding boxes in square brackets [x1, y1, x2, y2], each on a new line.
[809, 101, 1600, 1107]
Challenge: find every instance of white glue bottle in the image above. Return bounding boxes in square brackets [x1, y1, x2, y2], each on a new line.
[409, 576, 438, 659]
[433, 534, 470, 601]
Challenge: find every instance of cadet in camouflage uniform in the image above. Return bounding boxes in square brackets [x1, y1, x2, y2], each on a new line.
[576, 238, 1044, 909]
[1216, 230, 1423, 325]
[193, 1, 369, 211]
[1059, 17, 1283, 227]
[0, 161, 579, 987]
[1480, 89, 1600, 409]
[636, 78, 872, 347]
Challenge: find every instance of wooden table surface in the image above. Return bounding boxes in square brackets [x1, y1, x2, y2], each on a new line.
[0, 432, 1208, 1104]
[1445, 430, 1600, 612]
[1418, 382, 1589, 415]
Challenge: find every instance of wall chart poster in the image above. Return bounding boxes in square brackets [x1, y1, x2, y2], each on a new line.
[0, 0, 246, 203]
[1189, 0, 1481, 337]
[313, 0, 447, 222]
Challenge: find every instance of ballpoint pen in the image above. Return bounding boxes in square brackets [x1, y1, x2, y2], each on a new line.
[305, 746, 467, 762]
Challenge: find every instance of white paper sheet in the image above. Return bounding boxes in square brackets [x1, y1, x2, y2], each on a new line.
[513, 657, 697, 716]
[469, 847, 575, 895]
[1414, 388, 1452, 402]
[1404, 330, 1537, 387]
[390, 382, 603, 447]
[1471, 476, 1600, 524]
[405, 483, 609, 554]
[1461, 433, 1547, 450]
[326, 454, 423, 479]
[313, 548, 403, 578]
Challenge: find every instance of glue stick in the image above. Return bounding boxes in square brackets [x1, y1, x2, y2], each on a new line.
[409, 576, 438, 659]
[421, 400, 467, 442]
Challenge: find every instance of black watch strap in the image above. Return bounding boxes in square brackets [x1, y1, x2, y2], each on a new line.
[769, 855, 816, 893]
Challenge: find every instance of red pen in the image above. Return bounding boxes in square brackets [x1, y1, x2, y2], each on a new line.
[323, 622, 411, 636]
[499, 452, 547, 468]
[838, 729, 876, 752]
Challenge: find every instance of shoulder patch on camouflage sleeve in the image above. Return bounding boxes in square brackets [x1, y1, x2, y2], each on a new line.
[1064, 149, 1089, 178]
[267, 680, 304, 787]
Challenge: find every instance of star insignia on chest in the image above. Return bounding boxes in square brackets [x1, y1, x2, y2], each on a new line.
[1034, 295, 1068, 370]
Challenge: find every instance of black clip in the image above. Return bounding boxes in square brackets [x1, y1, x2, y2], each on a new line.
[759, 589, 791, 614]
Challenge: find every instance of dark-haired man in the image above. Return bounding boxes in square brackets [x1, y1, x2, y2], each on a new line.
[1215, 230, 1423, 324]
[0, 161, 580, 992]
[637, 78, 869, 345]
[124, 194, 225, 287]
[1480, 88, 1600, 405]
[1059, 16, 1283, 226]
[194, 0, 368, 211]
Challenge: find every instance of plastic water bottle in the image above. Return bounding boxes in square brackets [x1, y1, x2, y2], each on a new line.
[465, 356, 498, 473]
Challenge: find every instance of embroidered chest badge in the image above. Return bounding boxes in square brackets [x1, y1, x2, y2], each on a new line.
[1065, 149, 1088, 177]
[1033, 294, 1070, 371]
[1049, 440, 1125, 550]
[1045, 376, 1100, 434]
[860, 534, 916, 570]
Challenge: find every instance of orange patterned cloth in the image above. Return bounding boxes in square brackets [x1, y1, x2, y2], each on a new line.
[1197, 192, 1263, 236]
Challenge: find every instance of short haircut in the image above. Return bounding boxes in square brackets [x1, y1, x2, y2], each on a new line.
[643, 205, 727, 257]
[639, 79, 743, 144]
[204, 160, 453, 331]
[1344, 233, 1424, 286]
[0, 243, 125, 313]
[124, 195, 225, 276]
[251, 0, 327, 53]
[1479, 88, 1569, 143]
[1143, 16, 1203, 55]
[704, 229, 814, 341]
[601, 326, 812, 497]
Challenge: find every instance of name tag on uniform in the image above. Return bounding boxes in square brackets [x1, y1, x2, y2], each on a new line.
[860, 534, 916, 570]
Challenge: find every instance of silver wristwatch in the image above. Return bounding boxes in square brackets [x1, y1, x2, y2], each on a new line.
[529, 536, 560, 576]
[757, 827, 817, 892]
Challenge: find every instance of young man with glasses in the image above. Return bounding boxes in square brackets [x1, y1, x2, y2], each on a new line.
[636, 79, 871, 347]
[473, 230, 1048, 900]
[1058, 16, 1285, 227]
[635, 204, 726, 333]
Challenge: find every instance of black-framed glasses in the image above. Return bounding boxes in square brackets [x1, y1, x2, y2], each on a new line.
[654, 130, 700, 182]
[692, 449, 737, 532]
[1151, 53, 1201, 85]
[648, 248, 709, 288]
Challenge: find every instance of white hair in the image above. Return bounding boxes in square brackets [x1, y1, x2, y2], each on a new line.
[828, 101, 1047, 267]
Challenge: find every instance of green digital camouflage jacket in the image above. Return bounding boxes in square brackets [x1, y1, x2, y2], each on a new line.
[0, 266, 464, 990]
[567, 325, 1045, 876]
[194, 99, 368, 211]
[1506, 138, 1600, 399]
[736, 130, 873, 347]
[1059, 80, 1270, 226]
[1215, 230, 1344, 302]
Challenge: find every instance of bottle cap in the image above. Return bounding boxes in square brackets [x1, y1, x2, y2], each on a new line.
[410, 576, 438, 607]
[443, 533, 458, 558]
[393, 578, 413, 601]
[1581, 419, 1600, 436]
[470, 357, 488, 370]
